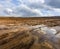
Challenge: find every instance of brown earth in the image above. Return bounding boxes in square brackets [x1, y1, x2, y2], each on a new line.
[0, 17, 60, 26]
[0, 17, 60, 49]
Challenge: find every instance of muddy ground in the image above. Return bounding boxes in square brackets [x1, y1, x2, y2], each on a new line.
[0, 17, 60, 49]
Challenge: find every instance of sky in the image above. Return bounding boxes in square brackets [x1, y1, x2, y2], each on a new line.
[0, 0, 60, 17]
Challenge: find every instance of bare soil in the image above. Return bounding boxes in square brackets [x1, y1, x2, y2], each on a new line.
[0, 17, 60, 49]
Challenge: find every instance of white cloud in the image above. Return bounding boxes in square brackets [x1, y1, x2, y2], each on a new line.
[5, 8, 13, 14]
[18, 0, 45, 4]
[45, 0, 60, 8]
[0, 0, 60, 16]
[12, 4, 41, 16]
[28, 0, 45, 3]
[0, 4, 2, 7]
